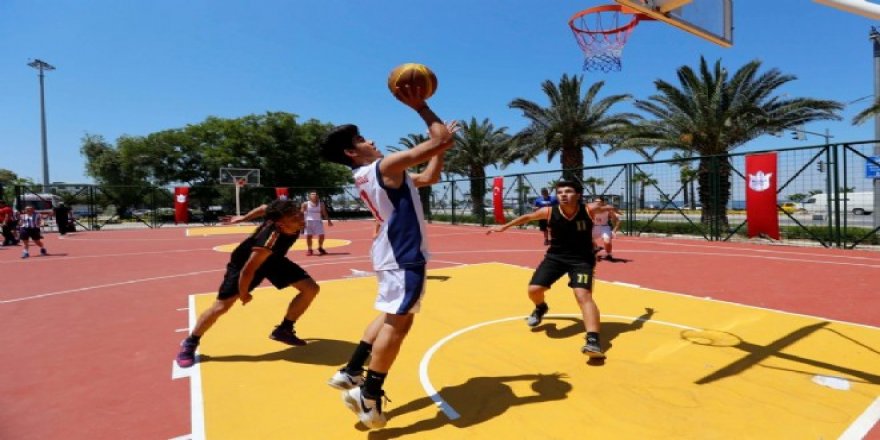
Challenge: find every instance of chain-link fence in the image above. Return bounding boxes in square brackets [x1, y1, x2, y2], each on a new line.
[8, 141, 878, 249]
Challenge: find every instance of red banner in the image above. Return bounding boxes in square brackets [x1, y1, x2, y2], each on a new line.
[174, 187, 190, 224]
[745, 153, 779, 240]
[275, 187, 289, 200]
[492, 177, 505, 224]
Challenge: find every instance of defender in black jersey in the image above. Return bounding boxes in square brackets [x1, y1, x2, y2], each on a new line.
[175, 200, 320, 368]
[488, 180, 616, 360]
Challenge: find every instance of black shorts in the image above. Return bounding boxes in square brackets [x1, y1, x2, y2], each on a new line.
[217, 256, 311, 300]
[538, 219, 549, 232]
[529, 254, 596, 289]
[19, 227, 42, 241]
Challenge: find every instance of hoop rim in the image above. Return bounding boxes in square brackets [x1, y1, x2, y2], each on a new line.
[568, 4, 643, 35]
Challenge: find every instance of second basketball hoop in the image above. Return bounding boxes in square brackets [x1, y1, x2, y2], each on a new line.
[568, 5, 644, 73]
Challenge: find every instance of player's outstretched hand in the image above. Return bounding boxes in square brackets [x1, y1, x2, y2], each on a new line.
[223, 215, 246, 225]
[486, 226, 505, 235]
[239, 292, 253, 306]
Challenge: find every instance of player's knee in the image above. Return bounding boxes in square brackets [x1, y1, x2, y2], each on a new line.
[299, 280, 320, 297]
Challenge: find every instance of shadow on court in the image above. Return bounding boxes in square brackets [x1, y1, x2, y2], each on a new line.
[367, 373, 572, 439]
[532, 307, 656, 356]
[690, 322, 880, 385]
[198, 338, 358, 366]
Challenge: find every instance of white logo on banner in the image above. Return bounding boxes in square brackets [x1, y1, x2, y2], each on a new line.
[748, 171, 772, 192]
[176, 194, 188, 203]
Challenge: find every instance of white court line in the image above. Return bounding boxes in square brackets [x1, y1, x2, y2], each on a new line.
[839, 397, 880, 440]
[0, 269, 223, 304]
[170, 294, 205, 440]
[418, 313, 695, 420]
[0, 248, 216, 265]
[175, 328, 189, 333]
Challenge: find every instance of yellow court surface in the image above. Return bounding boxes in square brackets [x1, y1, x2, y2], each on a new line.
[184, 263, 880, 439]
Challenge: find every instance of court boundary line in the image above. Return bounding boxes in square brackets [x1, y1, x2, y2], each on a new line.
[840, 396, 880, 440]
[170, 295, 206, 440]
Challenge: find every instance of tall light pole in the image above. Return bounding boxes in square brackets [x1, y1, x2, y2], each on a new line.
[27, 58, 55, 192]
[870, 27, 880, 228]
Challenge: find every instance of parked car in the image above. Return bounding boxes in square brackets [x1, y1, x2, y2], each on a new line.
[802, 192, 874, 215]
[779, 202, 802, 214]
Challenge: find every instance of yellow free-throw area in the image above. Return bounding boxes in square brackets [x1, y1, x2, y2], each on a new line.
[188, 263, 880, 439]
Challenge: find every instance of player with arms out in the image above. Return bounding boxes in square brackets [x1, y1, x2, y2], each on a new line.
[319, 79, 457, 429]
[487, 180, 614, 360]
[174, 200, 320, 368]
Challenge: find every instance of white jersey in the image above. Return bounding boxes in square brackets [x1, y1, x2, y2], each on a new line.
[304, 200, 323, 221]
[592, 209, 610, 226]
[354, 160, 429, 271]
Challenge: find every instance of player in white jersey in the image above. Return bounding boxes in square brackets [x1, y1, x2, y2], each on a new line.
[319, 86, 458, 430]
[301, 191, 333, 256]
[591, 196, 620, 260]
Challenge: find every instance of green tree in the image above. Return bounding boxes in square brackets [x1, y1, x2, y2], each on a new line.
[583, 176, 606, 197]
[631, 171, 658, 209]
[615, 57, 842, 227]
[508, 75, 636, 181]
[672, 151, 698, 209]
[852, 98, 880, 125]
[446, 117, 513, 218]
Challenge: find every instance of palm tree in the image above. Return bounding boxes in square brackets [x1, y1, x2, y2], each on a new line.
[508, 75, 636, 182]
[852, 98, 880, 125]
[615, 57, 842, 227]
[446, 117, 513, 218]
[672, 151, 698, 209]
[583, 176, 606, 197]
[631, 171, 658, 209]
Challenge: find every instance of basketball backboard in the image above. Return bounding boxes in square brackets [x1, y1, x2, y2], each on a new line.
[814, 0, 880, 19]
[219, 167, 261, 186]
[615, 0, 733, 47]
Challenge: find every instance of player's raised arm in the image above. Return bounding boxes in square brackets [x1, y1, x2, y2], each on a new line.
[486, 207, 551, 235]
[379, 86, 453, 185]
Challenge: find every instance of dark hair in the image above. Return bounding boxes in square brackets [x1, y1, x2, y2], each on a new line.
[555, 179, 583, 194]
[265, 199, 300, 221]
[540, 188, 549, 195]
[319, 124, 360, 166]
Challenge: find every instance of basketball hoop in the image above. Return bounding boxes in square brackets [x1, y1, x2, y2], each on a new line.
[568, 5, 644, 73]
[235, 178, 248, 188]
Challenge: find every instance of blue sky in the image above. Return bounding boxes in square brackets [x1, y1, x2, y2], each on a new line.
[1, 0, 878, 184]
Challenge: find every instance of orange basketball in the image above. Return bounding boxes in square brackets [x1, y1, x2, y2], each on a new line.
[387, 63, 438, 100]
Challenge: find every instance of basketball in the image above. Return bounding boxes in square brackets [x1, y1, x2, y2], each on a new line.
[387, 63, 438, 100]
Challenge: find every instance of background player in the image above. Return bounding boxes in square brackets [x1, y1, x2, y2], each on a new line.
[591, 196, 620, 260]
[301, 191, 333, 256]
[533, 188, 558, 245]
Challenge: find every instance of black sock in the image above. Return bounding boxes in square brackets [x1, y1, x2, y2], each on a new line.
[363, 370, 387, 399]
[344, 341, 372, 374]
[279, 318, 294, 331]
[186, 335, 201, 345]
[536, 302, 549, 312]
[586, 332, 600, 343]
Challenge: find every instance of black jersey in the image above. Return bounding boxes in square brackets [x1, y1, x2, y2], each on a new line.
[229, 220, 299, 268]
[546, 204, 596, 261]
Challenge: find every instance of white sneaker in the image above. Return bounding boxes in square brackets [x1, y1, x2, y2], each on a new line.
[342, 387, 387, 429]
[328, 369, 365, 390]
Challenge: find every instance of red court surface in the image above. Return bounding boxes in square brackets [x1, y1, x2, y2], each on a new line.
[1, 221, 878, 439]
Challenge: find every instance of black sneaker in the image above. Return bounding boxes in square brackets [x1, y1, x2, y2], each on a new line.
[270, 326, 307, 346]
[526, 305, 548, 327]
[581, 337, 606, 359]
